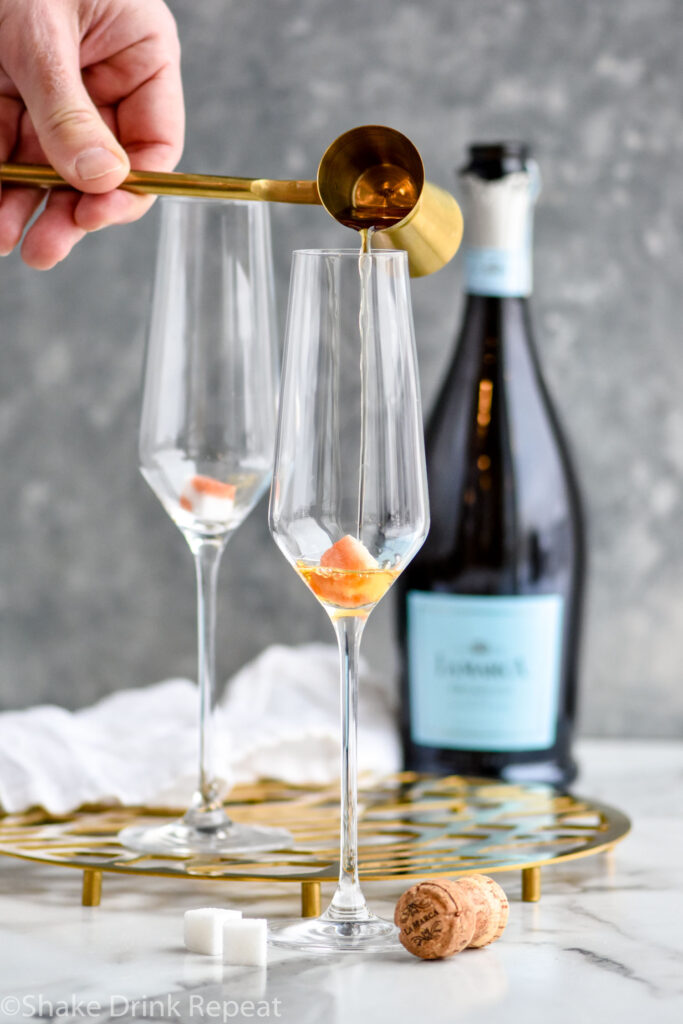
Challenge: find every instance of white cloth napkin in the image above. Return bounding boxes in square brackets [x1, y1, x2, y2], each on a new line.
[0, 644, 400, 815]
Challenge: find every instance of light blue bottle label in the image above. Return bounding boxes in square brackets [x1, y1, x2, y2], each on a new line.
[465, 246, 531, 297]
[407, 592, 564, 751]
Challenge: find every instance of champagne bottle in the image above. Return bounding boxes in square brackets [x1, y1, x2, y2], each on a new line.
[397, 142, 585, 787]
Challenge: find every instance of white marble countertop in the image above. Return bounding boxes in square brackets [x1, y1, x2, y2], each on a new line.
[0, 739, 681, 1024]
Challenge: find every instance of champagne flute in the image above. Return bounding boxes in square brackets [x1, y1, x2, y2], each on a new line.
[120, 197, 290, 856]
[268, 248, 429, 950]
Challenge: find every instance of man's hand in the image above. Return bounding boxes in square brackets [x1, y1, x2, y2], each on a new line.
[0, 0, 184, 268]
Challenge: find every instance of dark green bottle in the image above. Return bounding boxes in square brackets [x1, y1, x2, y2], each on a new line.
[397, 143, 585, 787]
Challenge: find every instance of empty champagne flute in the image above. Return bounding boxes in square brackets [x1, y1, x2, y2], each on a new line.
[120, 198, 290, 856]
[268, 248, 429, 950]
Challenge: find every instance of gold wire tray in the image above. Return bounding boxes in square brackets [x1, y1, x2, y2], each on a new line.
[0, 774, 630, 917]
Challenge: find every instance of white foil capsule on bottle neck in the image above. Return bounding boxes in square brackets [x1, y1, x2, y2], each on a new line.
[459, 166, 541, 298]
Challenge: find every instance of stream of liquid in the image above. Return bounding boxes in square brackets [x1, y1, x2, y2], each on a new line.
[351, 167, 417, 540]
[356, 227, 374, 539]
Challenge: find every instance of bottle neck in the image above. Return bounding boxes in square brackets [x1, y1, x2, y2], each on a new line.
[464, 250, 532, 299]
[456, 294, 534, 357]
[460, 168, 538, 299]
[455, 295, 537, 372]
[461, 293, 529, 316]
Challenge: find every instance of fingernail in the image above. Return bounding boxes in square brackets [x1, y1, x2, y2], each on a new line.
[75, 147, 126, 181]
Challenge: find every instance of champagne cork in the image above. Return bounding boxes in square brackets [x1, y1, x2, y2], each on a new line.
[394, 880, 476, 960]
[454, 874, 509, 947]
[395, 875, 509, 960]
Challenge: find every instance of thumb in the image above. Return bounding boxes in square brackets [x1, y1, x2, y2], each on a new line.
[8, 13, 129, 192]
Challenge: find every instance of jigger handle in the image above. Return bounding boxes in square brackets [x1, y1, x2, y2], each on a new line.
[0, 162, 322, 205]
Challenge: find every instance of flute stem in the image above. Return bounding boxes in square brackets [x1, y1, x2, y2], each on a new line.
[186, 537, 227, 823]
[327, 615, 369, 919]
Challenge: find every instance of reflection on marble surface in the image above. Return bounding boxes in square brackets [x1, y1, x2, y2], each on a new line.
[0, 741, 682, 1022]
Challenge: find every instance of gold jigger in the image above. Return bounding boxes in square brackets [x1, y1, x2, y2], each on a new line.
[316, 125, 463, 277]
[0, 125, 462, 277]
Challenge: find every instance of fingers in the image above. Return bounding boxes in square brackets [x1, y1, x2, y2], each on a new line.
[0, 183, 45, 258]
[0, 0, 185, 265]
[0, 100, 45, 257]
[0, 93, 21, 167]
[0, 105, 83, 269]
[72, 186, 155, 233]
[19, 50, 185, 267]
[74, 56, 185, 232]
[2, 1, 129, 194]
[20, 188, 85, 269]
[16, 117, 100, 269]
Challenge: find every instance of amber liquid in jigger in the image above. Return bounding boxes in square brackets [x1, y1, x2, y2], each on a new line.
[338, 164, 420, 233]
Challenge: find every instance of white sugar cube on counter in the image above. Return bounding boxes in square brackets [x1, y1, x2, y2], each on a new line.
[180, 474, 236, 521]
[183, 907, 242, 956]
[222, 918, 268, 967]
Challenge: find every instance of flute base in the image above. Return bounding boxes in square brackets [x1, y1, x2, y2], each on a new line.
[268, 908, 399, 953]
[119, 810, 291, 857]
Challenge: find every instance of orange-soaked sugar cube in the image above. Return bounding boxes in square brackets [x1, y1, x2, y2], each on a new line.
[189, 475, 237, 500]
[320, 534, 378, 571]
[302, 534, 395, 611]
[180, 475, 236, 519]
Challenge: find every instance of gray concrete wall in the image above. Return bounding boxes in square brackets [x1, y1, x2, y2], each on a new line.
[0, 0, 681, 737]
